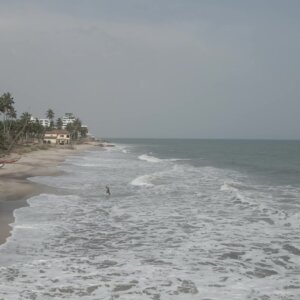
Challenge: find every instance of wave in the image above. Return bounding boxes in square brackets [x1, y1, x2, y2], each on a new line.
[130, 174, 155, 187]
[220, 182, 250, 204]
[138, 154, 189, 163]
[138, 154, 162, 163]
[167, 158, 190, 162]
[132, 164, 227, 189]
[220, 182, 239, 193]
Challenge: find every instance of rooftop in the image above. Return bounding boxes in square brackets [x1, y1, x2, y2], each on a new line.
[45, 130, 69, 135]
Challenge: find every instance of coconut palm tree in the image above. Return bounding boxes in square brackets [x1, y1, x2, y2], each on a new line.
[72, 118, 82, 140]
[65, 122, 75, 141]
[0, 93, 17, 150]
[0, 92, 15, 116]
[0, 92, 16, 139]
[80, 126, 88, 138]
[5, 112, 31, 152]
[46, 109, 55, 129]
[56, 118, 63, 130]
[20, 112, 32, 143]
[65, 118, 82, 141]
[29, 119, 45, 142]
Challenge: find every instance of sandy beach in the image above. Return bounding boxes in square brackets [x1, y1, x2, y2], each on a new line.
[0, 143, 98, 245]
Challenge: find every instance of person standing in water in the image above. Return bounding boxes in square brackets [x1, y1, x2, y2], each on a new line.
[105, 185, 111, 196]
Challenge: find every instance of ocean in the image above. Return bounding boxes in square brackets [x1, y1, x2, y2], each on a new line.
[0, 139, 300, 299]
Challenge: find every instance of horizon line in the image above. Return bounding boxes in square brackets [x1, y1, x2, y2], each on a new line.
[102, 137, 300, 141]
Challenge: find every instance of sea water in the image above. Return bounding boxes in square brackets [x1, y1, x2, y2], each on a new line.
[0, 139, 299, 299]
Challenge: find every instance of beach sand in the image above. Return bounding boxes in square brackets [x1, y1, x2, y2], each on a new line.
[0, 143, 98, 245]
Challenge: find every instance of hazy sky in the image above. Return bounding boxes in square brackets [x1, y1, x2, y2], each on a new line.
[1, 0, 300, 139]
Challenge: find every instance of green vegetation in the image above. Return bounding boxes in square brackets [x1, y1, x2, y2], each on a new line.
[56, 117, 63, 130]
[0, 92, 89, 155]
[46, 108, 55, 129]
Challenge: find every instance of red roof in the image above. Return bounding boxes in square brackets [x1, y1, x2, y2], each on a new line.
[45, 130, 69, 134]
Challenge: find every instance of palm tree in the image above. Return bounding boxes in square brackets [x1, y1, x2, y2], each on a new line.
[56, 118, 63, 130]
[46, 109, 55, 129]
[65, 123, 75, 141]
[0, 92, 15, 116]
[5, 112, 31, 152]
[72, 118, 82, 140]
[30, 119, 45, 142]
[20, 112, 32, 143]
[0, 92, 16, 139]
[66, 118, 82, 141]
[80, 126, 88, 138]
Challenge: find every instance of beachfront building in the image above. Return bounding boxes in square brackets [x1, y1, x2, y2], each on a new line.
[39, 118, 50, 127]
[30, 113, 77, 129]
[43, 130, 70, 145]
[29, 116, 50, 127]
[62, 113, 75, 129]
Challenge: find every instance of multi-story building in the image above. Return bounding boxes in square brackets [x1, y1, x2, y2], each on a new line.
[62, 113, 75, 129]
[39, 119, 50, 127]
[30, 113, 85, 131]
[43, 130, 70, 145]
[30, 116, 50, 127]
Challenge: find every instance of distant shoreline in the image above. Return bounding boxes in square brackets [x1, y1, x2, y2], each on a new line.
[0, 142, 99, 246]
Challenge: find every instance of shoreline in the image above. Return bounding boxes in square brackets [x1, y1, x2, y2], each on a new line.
[0, 142, 99, 245]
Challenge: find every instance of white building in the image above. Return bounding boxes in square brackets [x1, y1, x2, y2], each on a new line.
[43, 130, 70, 145]
[62, 114, 75, 129]
[30, 113, 82, 130]
[39, 119, 50, 127]
[29, 116, 50, 127]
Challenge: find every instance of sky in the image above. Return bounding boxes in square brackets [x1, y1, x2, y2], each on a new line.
[0, 0, 300, 139]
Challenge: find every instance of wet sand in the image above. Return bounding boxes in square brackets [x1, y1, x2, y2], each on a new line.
[0, 143, 98, 245]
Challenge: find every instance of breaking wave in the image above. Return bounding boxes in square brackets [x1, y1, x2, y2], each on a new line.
[138, 154, 162, 163]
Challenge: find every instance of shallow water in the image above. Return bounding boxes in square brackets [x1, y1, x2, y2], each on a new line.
[0, 140, 299, 299]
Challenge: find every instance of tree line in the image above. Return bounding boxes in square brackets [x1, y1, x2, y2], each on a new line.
[0, 92, 88, 153]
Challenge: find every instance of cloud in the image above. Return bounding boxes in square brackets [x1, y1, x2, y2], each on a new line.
[0, 1, 300, 138]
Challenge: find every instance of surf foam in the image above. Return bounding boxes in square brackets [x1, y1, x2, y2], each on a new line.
[138, 154, 162, 163]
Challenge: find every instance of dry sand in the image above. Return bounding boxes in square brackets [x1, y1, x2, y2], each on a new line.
[0, 143, 98, 245]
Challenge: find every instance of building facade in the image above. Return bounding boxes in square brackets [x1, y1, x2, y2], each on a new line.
[43, 130, 70, 145]
[30, 116, 50, 127]
[62, 114, 75, 129]
[39, 119, 50, 127]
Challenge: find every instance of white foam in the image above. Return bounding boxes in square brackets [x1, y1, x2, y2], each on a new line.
[131, 174, 154, 187]
[166, 158, 190, 162]
[0, 147, 299, 300]
[103, 143, 130, 154]
[138, 154, 189, 163]
[220, 182, 237, 192]
[138, 154, 162, 163]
